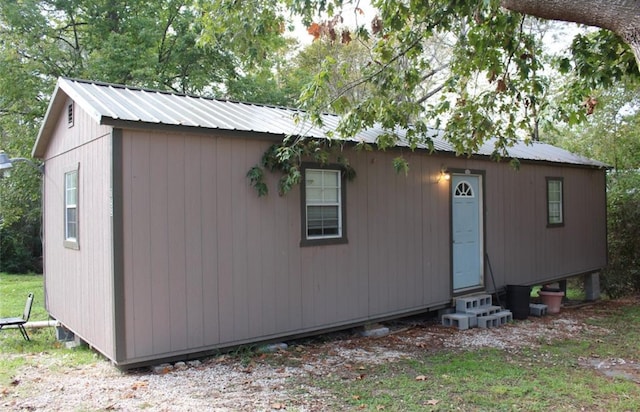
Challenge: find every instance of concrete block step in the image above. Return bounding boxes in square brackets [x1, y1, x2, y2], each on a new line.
[466, 305, 503, 317]
[442, 313, 475, 330]
[477, 310, 512, 329]
[495, 310, 513, 325]
[455, 294, 492, 313]
[477, 315, 498, 329]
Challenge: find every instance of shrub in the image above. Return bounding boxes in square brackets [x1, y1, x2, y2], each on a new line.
[602, 171, 640, 298]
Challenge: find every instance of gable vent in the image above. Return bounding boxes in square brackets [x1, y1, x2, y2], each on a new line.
[67, 101, 74, 127]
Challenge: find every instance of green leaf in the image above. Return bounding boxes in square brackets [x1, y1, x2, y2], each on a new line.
[392, 156, 409, 176]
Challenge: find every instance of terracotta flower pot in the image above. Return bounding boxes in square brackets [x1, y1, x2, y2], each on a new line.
[538, 290, 564, 314]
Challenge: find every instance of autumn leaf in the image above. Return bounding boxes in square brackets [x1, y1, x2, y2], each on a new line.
[425, 399, 440, 406]
[496, 78, 507, 93]
[584, 96, 598, 115]
[342, 30, 352, 44]
[270, 402, 286, 410]
[371, 16, 383, 35]
[415, 375, 428, 381]
[307, 23, 321, 40]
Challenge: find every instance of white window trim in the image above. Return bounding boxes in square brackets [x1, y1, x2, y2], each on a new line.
[64, 165, 80, 249]
[547, 177, 564, 227]
[301, 166, 347, 246]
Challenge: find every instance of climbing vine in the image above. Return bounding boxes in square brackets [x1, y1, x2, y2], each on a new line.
[247, 137, 357, 196]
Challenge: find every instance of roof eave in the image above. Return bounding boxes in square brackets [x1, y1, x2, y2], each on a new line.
[32, 78, 106, 159]
[32, 81, 64, 159]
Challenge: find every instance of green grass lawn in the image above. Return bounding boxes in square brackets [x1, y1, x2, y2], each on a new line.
[0, 272, 48, 321]
[1, 273, 639, 411]
[0, 272, 98, 386]
[309, 303, 640, 411]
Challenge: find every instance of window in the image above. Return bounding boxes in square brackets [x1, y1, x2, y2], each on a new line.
[301, 166, 347, 246]
[454, 181, 474, 197]
[64, 167, 79, 249]
[547, 177, 563, 227]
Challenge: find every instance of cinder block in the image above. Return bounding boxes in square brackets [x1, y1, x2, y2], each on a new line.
[495, 310, 513, 325]
[477, 315, 499, 329]
[487, 305, 502, 315]
[360, 327, 390, 338]
[455, 295, 493, 313]
[56, 325, 75, 342]
[529, 303, 548, 317]
[456, 297, 480, 313]
[478, 295, 492, 307]
[442, 313, 471, 330]
[258, 343, 289, 353]
[466, 308, 491, 318]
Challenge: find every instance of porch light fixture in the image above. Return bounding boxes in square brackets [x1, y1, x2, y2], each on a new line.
[0, 151, 43, 177]
[437, 167, 450, 183]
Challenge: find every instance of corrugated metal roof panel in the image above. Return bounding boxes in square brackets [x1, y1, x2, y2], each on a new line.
[45, 78, 607, 168]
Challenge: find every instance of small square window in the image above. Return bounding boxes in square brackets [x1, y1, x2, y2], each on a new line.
[301, 165, 347, 246]
[546, 177, 564, 227]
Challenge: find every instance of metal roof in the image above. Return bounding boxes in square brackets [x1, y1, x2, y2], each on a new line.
[33, 77, 608, 168]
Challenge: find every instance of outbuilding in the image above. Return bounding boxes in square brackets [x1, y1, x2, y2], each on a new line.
[33, 78, 608, 367]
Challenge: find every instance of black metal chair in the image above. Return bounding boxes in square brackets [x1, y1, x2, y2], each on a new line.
[0, 293, 34, 341]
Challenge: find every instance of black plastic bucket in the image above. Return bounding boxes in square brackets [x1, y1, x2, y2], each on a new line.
[506, 285, 531, 320]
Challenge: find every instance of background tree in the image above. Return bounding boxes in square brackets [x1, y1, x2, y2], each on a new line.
[284, 0, 639, 153]
[0, 0, 293, 272]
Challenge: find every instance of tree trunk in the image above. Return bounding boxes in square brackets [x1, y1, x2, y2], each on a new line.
[501, 0, 640, 70]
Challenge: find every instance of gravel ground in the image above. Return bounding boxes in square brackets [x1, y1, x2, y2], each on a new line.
[2, 298, 638, 411]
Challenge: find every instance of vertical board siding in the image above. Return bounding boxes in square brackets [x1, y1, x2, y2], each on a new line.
[42, 102, 115, 359]
[200, 136, 220, 345]
[231, 139, 250, 341]
[118, 129, 607, 363]
[215, 136, 234, 343]
[479, 162, 607, 287]
[148, 136, 171, 355]
[184, 135, 205, 349]
[166, 137, 189, 351]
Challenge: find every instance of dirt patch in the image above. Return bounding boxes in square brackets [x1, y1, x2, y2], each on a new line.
[1, 298, 638, 411]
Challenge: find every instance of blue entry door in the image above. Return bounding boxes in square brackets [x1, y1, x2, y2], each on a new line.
[451, 174, 484, 291]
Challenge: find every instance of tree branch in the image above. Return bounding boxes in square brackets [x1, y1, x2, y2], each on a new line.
[416, 83, 445, 105]
[501, 0, 640, 72]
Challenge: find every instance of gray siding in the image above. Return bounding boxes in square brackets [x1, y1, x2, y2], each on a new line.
[42, 102, 116, 359]
[467, 158, 607, 288]
[120, 130, 459, 363]
[45, 121, 606, 366]
[35, 80, 607, 367]
[118, 129, 606, 365]
[123, 131, 606, 363]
